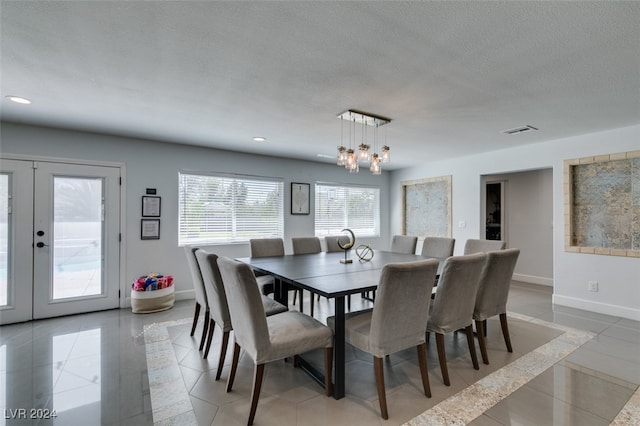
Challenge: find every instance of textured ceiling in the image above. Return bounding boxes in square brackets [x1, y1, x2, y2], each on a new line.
[1, 1, 639, 170]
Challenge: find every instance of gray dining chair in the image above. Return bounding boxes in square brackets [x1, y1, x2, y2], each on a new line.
[249, 238, 302, 310]
[217, 257, 334, 426]
[195, 249, 288, 380]
[421, 236, 455, 259]
[291, 237, 322, 316]
[426, 252, 487, 386]
[184, 245, 210, 351]
[292, 236, 322, 254]
[474, 248, 520, 364]
[325, 235, 350, 252]
[390, 234, 418, 254]
[327, 259, 439, 419]
[463, 238, 506, 254]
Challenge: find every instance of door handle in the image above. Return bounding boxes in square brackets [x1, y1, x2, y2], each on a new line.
[36, 242, 49, 248]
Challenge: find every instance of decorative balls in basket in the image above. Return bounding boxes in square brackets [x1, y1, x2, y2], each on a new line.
[131, 273, 175, 313]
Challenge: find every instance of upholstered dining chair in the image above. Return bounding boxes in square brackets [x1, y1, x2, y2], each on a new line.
[249, 238, 302, 310]
[325, 235, 350, 253]
[184, 245, 209, 351]
[291, 237, 322, 316]
[463, 238, 506, 254]
[195, 249, 288, 380]
[217, 257, 334, 426]
[390, 234, 418, 254]
[421, 237, 455, 259]
[473, 248, 520, 364]
[426, 252, 487, 386]
[327, 259, 439, 420]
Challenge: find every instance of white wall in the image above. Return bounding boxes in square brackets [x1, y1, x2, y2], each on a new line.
[0, 122, 391, 305]
[390, 125, 640, 320]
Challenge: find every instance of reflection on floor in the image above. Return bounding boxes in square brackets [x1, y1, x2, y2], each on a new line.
[1, 282, 639, 425]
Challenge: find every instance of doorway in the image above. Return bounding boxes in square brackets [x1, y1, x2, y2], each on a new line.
[485, 181, 506, 242]
[0, 159, 121, 324]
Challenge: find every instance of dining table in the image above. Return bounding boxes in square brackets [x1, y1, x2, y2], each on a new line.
[237, 249, 436, 399]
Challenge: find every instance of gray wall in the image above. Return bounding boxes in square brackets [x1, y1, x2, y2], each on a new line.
[390, 124, 640, 320]
[0, 122, 391, 303]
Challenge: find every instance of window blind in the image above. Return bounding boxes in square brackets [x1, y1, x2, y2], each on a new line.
[179, 172, 283, 245]
[314, 183, 380, 237]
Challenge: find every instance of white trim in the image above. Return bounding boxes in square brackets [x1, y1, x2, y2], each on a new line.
[553, 294, 640, 321]
[513, 273, 553, 287]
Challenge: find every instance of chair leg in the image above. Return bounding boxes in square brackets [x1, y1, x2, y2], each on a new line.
[215, 330, 231, 381]
[190, 302, 201, 336]
[499, 313, 513, 352]
[465, 325, 480, 370]
[199, 309, 210, 351]
[475, 319, 489, 365]
[310, 292, 315, 317]
[416, 343, 431, 398]
[226, 342, 241, 392]
[435, 333, 450, 386]
[247, 363, 265, 426]
[203, 319, 216, 359]
[324, 347, 333, 397]
[298, 289, 304, 313]
[373, 356, 389, 420]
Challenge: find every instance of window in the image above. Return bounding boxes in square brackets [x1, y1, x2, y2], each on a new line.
[314, 183, 380, 237]
[179, 172, 283, 245]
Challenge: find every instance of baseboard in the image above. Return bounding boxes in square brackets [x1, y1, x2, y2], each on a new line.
[513, 273, 553, 287]
[553, 294, 640, 321]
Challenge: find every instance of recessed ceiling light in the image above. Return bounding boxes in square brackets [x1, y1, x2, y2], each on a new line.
[253, 137, 266, 142]
[6, 96, 31, 104]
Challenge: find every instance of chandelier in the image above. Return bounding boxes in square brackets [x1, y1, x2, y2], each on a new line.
[336, 109, 391, 175]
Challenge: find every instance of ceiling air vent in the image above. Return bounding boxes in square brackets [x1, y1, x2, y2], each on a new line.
[501, 125, 538, 135]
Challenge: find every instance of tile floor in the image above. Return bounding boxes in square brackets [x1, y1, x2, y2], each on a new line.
[0, 281, 638, 425]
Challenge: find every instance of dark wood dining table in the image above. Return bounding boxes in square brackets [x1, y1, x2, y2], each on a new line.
[237, 250, 435, 399]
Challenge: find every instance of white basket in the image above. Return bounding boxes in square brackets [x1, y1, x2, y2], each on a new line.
[131, 286, 175, 314]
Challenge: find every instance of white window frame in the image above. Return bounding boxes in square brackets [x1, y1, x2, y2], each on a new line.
[178, 172, 284, 245]
[314, 183, 380, 238]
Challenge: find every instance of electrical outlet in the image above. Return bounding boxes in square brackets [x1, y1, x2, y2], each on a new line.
[458, 220, 466, 228]
[588, 281, 599, 292]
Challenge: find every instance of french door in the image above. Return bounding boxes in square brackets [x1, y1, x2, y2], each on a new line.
[0, 159, 121, 324]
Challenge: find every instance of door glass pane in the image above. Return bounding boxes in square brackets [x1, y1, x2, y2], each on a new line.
[0, 174, 9, 306]
[53, 177, 103, 299]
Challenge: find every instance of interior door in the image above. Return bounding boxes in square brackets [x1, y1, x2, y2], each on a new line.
[0, 159, 121, 324]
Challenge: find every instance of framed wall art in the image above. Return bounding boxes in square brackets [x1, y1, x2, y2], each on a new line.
[291, 182, 310, 215]
[142, 195, 161, 217]
[402, 175, 452, 238]
[141, 219, 160, 240]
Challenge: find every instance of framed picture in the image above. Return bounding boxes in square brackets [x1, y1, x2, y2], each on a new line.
[142, 196, 161, 217]
[291, 182, 310, 215]
[141, 219, 160, 240]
